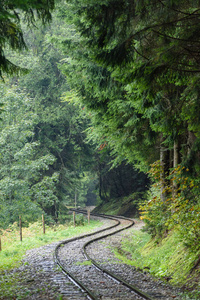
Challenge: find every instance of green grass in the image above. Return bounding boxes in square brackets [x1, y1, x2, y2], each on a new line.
[0, 218, 102, 270]
[114, 228, 200, 300]
[0, 218, 103, 299]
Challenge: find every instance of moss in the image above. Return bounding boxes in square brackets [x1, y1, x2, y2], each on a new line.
[94, 192, 142, 217]
[75, 260, 92, 266]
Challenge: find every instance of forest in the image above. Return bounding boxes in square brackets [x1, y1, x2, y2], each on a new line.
[0, 0, 200, 284]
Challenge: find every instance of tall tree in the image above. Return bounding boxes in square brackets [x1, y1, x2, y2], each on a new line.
[63, 0, 200, 174]
[7, 9, 97, 219]
[0, 84, 58, 228]
[57, 0, 200, 246]
[55, 1, 160, 171]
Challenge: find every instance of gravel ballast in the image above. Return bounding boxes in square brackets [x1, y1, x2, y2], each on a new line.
[0, 216, 187, 299]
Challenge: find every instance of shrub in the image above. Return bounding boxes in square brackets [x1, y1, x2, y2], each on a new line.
[140, 162, 200, 251]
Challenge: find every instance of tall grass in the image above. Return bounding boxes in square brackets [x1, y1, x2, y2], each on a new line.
[114, 228, 200, 300]
[0, 217, 101, 270]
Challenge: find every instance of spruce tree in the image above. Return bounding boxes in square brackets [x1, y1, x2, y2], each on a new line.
[0, 0, 55, 76]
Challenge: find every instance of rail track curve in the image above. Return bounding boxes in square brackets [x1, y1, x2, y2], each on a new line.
[54, 209, 155, 300]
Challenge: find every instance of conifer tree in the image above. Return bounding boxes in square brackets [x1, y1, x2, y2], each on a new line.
[0, 0, 55, 76]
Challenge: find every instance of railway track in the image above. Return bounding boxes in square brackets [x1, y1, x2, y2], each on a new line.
[54, 209, 155, 300]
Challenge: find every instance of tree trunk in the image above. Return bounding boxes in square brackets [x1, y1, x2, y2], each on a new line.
[99, 163, 102, 199]
[160, 136, 166, 201]
[173, 140, 179, 197]
[187, 130, 196, 156]
[173, 140, 179, 168]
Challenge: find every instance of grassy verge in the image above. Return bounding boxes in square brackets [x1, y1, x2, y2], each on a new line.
[0, 216, 102, 299]
[114, 226, 200, 300]
[0, 216, 102, 270]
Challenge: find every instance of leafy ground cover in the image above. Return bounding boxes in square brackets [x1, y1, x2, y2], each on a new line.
[114, 227, 200, 300]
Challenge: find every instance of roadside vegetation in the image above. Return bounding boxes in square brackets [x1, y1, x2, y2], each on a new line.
[0, 215, 102, 299]
[114, 227, 200, 300]
[0, 216, 101, 270]
[97, 194, 200, 298]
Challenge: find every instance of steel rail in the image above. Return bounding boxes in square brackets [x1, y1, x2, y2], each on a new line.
[54, 210, 120, 300]
[79, 209, 155, 300]
[83, 223, 154, 300]
[55, 209, 155, 300]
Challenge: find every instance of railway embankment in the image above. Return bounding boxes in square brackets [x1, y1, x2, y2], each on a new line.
[94, 197, 200, 300]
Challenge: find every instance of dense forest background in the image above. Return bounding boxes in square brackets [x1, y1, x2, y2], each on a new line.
[0, 0, 147, 229]
[0, 0, 200, 255]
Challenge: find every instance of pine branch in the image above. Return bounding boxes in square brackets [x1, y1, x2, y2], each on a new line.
[152, 30, 200, 44]
[157, 0, 200, 17]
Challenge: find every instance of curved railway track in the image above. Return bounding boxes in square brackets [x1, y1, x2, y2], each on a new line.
[54, 209, 155, 300]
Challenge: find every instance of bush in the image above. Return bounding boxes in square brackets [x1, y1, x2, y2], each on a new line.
[140, 162, 200, 251]
[69, 213, 86, 226]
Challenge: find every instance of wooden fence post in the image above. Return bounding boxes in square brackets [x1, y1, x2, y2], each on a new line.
[42, 214, 45, 234]
[87, 209, 90, 225]
[19, 216, 22, 241]
[73, 211, 76, 227]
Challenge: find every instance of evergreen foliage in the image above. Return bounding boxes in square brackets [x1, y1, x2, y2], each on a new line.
[0, 84, 57, 228]
[0, 8, 97, 227]
[1, 0, 200, 260]
[57, 0, 200, 254]
[0, 3, 144, 228]
[0, 0, 55, 77]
